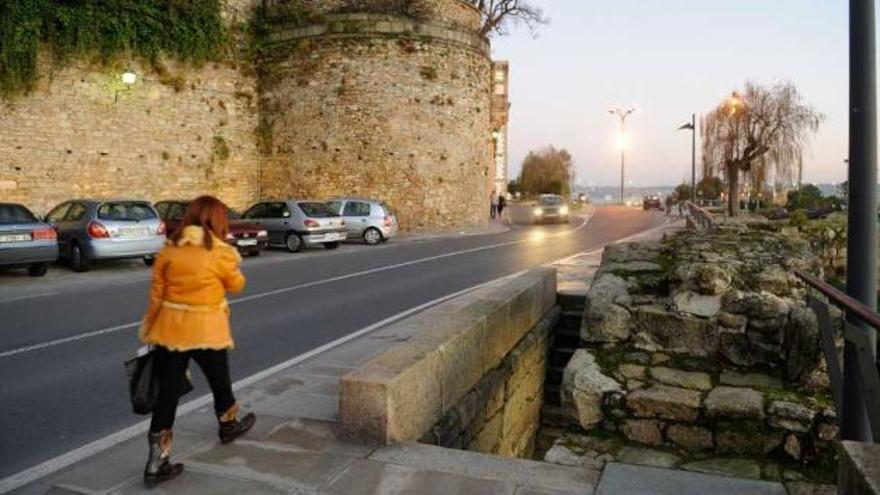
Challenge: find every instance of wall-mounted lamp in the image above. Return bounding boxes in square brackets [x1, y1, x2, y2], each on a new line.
[115, 71, 137, 103]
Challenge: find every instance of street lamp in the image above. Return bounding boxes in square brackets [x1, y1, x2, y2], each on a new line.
[115, 70, 137, 103]
[609, 108, 635, 205]
[678, 114, 697, 203]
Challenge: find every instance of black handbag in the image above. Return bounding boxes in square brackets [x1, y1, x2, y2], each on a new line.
[125, 348, 194, 415]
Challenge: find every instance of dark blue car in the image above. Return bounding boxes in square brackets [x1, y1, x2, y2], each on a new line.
[0, 203, 59, 277]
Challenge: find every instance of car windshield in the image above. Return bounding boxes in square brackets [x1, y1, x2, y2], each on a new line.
[298, 202, 336, 218]
[539, 196, 563, 206]
[97, 202, 157, 221]
[0, 204, 38, 224]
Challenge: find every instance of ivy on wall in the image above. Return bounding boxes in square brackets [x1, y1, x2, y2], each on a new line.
[0, 0, 227, 97]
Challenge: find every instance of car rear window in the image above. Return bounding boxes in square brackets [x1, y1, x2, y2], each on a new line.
[380, 203, 394, 216]
[539, 196, 563, 206]
[0, 204, 37, 224]
[298, 202, 336, 218]
[97, 202, 157, 221]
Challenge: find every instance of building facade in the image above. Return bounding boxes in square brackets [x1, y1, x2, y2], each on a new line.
[490, 61, 510, 196]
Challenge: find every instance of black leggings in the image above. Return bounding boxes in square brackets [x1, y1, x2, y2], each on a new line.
[149, 347, 235, 433]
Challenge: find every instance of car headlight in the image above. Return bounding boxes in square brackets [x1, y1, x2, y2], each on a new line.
[534, 208, 543, 216]
[560, 206, 569, 215]
[257, 230, 268, 238]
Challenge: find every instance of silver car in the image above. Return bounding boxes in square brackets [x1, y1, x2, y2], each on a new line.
[533, 194, 570, 224]
[325, 198, 398, 245]
[44, 200, 166, 272]
[242, 200, 346, 253]
[0, 203, 59, 277]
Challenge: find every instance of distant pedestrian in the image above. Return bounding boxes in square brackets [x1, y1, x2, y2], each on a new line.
[665, 195, 674, 216]
[138, 196, 255, 487]
[497, 194, 507, 218]
[490, 191, 498, 219]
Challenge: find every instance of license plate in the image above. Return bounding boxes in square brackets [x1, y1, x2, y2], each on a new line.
[238, 239, 258, 246]
[118, 227, 150, 238]
[0, 233, 31, 243]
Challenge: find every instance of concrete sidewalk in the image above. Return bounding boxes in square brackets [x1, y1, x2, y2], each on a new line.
[9, 217, 795, 495]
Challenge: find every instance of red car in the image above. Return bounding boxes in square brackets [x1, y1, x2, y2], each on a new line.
[155, 200, 269, 256]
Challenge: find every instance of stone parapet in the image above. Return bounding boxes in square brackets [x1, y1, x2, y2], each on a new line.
[339, 267, 557, 444]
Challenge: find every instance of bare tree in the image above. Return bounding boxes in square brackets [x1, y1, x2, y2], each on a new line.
[701, 82, 822, 216]
[470, 0, 546, 36]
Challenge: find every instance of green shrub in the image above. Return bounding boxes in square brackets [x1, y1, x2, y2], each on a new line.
[0, 0, 226, 97]
[789, 209, 808, 229]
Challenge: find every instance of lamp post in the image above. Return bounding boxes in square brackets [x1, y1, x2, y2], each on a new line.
[678, 114, 696, 203]
[115, 70, 137, 103]
[609, 108, 635, 205]
[843, 0, 877, 443]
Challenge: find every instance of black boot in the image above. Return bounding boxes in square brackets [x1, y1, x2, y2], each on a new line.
[218, 403, 256, 444]
[144, 429, 184, 488]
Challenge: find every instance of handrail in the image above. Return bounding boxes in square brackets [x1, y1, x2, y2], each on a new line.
[685, 201, 715, 230]
[794, 270, 880, 331]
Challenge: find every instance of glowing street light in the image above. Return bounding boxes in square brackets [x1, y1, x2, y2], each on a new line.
[609, 108, 635, 205]
[115, 70, 137, 103]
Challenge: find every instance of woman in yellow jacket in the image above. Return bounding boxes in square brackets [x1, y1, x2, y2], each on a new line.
[139, 196, 255, 487]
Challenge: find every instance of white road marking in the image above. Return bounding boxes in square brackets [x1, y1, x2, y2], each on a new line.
[0, 271, 527, 494]
[0, 213, 593, 359]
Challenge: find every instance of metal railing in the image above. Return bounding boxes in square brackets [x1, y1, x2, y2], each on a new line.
[686, 201, 716, 230]
[795, 270, 880, 442]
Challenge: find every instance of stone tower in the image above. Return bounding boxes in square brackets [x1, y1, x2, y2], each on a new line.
[259, 0, 493, 231]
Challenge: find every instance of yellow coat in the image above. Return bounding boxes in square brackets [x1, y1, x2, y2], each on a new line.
[140, 226, 246, 351]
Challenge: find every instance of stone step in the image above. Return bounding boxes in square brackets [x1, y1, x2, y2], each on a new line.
[552, 328, 582, 349]
[557, 293, 585, 311]
[558, 310, 583, 329]
[544, 382, 561, 406]
[549, 347, 577, 367]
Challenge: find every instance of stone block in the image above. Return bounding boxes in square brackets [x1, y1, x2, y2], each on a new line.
[621, 419, 664, 447]
[560, 350, 622, 429]
[718, 371, 782, 389]
[626, 385, 702, 422]
[616, 447, 680, 469]
[715, 428, 782, 456]
[673, 290, 722, 318]
[617, 364, 646, 380]
[631, 305, 716, 356]
[681, 458, 762, 480]
[704, 386, 764, 420]
[768, 400, 816, 433]
[466, 411, 503, 454]
[666, 424, 713, 452]
[649, 367, 712, 391]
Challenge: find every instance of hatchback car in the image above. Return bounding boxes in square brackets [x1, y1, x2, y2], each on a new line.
[241, 200, 346, 253]
[325, 198, 398, 245]
[155, 200, 269, 257]
[643, 196, 663, 210]
[533, 194, 570, 224]
[0, 203, 59, 277]
[44, 200, 166, 272]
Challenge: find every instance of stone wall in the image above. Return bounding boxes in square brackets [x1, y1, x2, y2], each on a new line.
[422, 307, 556, 458]
[339, 267, 557, 446]
[275, 0, 482, 31]
[260, 3, 492, 231]
[0, 58, 260, 214]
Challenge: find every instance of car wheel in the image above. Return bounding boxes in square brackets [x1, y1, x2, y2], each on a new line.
[70, 243, 91, 273]
[363, 227, 383, 246]
[324, 242, 340, 250]
[143, 256, 156, 267]
[285, 233, 303, 253]
[28, 263, 48, 277]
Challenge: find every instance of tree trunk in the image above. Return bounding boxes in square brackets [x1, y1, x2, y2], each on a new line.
[727, 166, 740, 216]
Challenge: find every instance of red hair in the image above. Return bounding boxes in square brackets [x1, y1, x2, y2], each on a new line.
[169, 196, 230, 249]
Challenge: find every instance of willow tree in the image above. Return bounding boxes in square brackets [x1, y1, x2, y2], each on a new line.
[702, 82, 823, 216]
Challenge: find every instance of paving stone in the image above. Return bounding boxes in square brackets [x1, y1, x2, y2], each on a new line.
[597, 463, 786, 495]
[293, 362, 358, 379]
[681, 458, 763, 480]
[321, 459, 517, 495]
[719, 371, 783, 389]
[260, 392, 339, 422]
[649, 367, 712, 391]
[626, 385, 702, 422]
[369, 442, 598, 494]
[118, 469, 289, 494]
[186, 439, 355, 490]
[615, 447, 680, 469]
[544, 443, 585, 467]
[263, 417, 377, 458]
[705, 386, 764, 420]
[514, 487, 581, 495]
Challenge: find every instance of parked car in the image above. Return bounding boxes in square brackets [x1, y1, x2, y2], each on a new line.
[0, 203, 59, 277]
[241, 200, 346, 253]
[155, 200, 269, 256]
[44, 200, 165, 272]
[325, 198, 398, 245]
[533, 194, 569, 224]
[642, 196, 662, 211]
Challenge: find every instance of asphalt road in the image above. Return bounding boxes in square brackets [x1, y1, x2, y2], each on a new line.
[0, 205, 665, 479]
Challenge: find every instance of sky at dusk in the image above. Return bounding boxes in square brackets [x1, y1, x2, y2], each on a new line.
[491, 0, 850, 188]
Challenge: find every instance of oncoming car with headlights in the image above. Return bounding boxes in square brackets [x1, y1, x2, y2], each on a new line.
[532, 194, 570, 224]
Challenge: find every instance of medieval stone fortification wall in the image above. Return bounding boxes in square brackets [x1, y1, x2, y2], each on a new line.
[260, 0, 491, 230]
[0, 0, 491, 232]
